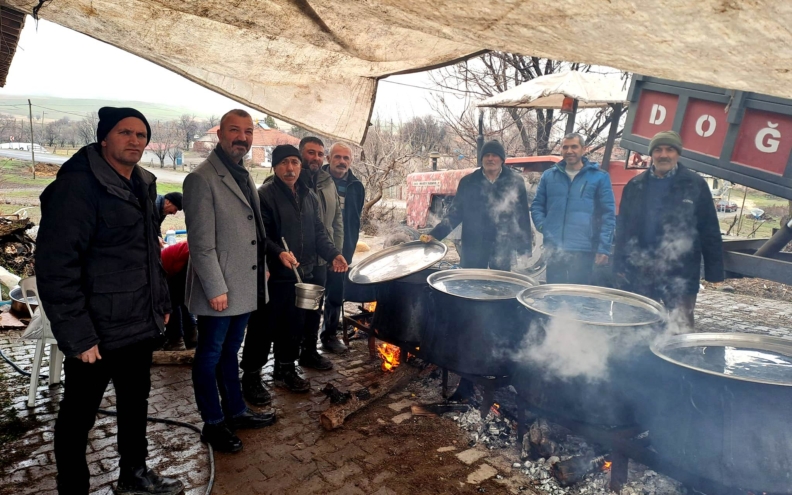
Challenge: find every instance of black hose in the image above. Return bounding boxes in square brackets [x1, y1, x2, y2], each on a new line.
[0, 345, 215, 495]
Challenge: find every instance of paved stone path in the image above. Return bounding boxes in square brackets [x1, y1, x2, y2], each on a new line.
[1, 288, 790, 494]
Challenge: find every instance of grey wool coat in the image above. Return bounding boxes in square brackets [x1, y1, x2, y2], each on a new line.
[183, 150, 268, 316]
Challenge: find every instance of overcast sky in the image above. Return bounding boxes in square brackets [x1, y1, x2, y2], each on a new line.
[1, 18, 447, 124]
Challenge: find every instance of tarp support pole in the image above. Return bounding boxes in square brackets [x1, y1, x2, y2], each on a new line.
[564, 99, 579, 135]
[601, 103, 623, 171]
[476, 111, 484, 167]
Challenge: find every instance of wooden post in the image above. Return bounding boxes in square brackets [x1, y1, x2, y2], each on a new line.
[564, 99, 579, 135]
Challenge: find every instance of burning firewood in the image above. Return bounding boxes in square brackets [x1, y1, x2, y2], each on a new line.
[525, 418, 560, 458]
[552, 454, 611, 487]
[376, 342, 400, 371]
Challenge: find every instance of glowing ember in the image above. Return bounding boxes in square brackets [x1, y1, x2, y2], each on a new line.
[377, 343, 400, 372]
[490, 403, 501, 415]
[603, 461, 612, 471]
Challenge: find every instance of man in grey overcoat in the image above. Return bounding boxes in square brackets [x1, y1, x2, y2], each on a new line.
[183, 109, 289, 453]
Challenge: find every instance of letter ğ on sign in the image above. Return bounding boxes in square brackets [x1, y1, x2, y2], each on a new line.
[731, 109, 792, 175]
[755, 122, 781, 153]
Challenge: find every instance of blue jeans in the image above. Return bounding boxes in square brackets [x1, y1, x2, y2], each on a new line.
[192, 314, 250, 424]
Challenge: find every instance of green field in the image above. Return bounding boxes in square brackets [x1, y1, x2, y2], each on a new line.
[0, 158, 187, 230]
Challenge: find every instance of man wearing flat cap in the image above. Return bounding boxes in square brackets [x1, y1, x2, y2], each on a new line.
[183, 109, 281, 454]
[37, 107, 183, 494]
[614, 130, 724, 330]
[240, 144, 347, 395]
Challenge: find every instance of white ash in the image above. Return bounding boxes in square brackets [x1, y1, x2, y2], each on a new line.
[446, 408, 518, 450]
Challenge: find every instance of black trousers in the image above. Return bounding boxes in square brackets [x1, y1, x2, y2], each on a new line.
[241, 278, 308, 373]
[164, 267, 196, 341]
[55, 339, 154, 494]
[321, 270, 345, 340]
[545, 250, 595, 285]
[302, 265, 327, 349]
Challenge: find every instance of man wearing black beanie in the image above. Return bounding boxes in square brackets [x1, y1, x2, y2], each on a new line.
[420, 139, 533, 402]
[36, 107, 183, 494]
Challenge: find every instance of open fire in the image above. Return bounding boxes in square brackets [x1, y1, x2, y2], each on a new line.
[364, 301, 377, 312]
[377, 343, 400, 372]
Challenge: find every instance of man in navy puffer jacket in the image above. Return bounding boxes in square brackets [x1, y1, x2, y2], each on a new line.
[531, 133, 616, 284]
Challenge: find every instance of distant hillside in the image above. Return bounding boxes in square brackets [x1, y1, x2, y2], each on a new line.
[0, 96, 220, 123]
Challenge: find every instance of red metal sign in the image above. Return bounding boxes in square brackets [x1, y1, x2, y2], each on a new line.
[731, 108, 792, 176]
[630, 90, 678, 139]
[679, 99, 729, 158]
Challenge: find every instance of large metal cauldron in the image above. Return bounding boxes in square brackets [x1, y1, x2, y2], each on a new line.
[642, 332, 792, 494]
[347, 240, 448, 346]
[513, 285, 665, 426]
[421, 269, 537, 377]
[370, 268, 438, 346]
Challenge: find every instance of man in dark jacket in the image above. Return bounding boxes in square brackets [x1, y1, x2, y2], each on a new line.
[423, 140, 533, 270]
[614, 130, 724, 330]
[531, 133, 616, 284]
[154, 191, 182, 232]
[322, 142, 365, 352]
[294, 136, 343, 369]
[36, 107, 183, 495]
[240, 145, 348, 394]
[422, 140, 532, 402]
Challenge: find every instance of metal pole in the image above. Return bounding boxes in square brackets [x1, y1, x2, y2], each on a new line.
[476, 111, 484, 167]
[27, 99, 35, 179]
[564, 99, 579, 135]
[755, 218, 792, 258]
[601, 104, 623, 171]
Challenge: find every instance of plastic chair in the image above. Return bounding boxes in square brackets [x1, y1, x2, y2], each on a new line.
[19, 276, 64, 407]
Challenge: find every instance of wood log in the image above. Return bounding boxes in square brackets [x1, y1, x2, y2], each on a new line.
[152, 349, 195, 365]
[320, 362, 427, 430]
[552, 454, 609, 487]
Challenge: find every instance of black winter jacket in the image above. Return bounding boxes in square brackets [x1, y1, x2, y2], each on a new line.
[430, 166, 532, 269]
[322, 165, 365, 263]
[36, 144, 171, 357]
[613, 164, 724, 295]
[259, 176, 342, 282]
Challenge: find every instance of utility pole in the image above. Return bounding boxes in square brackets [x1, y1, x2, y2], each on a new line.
[27, 99, 36, 179]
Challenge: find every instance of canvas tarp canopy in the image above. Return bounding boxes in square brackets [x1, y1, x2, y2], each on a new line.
[4, 1, 792, 144]
[477, 71, 628, 110]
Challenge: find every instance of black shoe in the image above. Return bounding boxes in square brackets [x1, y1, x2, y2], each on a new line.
[161, 337, 186, 352]
[299, 348, 334, 371]
[116, 466, 184, 495]
[273, 364, 311, 393]
[321, 338, 348, 354]
[184, 326, 198, 350]
[200, 422, 242, 453]
[227, 409, 276, 430]
[242, 373, 272, 406]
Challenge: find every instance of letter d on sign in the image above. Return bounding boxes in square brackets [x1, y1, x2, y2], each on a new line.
[649, 104, 666, 125]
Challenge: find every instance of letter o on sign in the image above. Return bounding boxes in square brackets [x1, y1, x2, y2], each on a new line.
[695, 114, 716, 138]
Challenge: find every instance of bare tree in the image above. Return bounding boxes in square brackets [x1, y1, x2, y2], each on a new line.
[177, 114, 198, 150]
[76, 112, 99, 145]
[399, 116, 451, 156]
[149, 121, 181, 168]
[207, 115, 219, 128]
[357, 119, 418, 220]
[430, 53, 625, 157]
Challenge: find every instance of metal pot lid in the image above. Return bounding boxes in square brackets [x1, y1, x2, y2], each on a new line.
[517, 284, 665, 327]
[347, 240, 448, 285]
[651, 332, 792, 387]
[427, 269, 538, 300]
